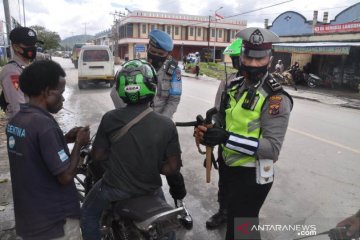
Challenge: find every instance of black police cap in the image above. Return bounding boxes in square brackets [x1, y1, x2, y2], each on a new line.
[9, 27, 41, 46]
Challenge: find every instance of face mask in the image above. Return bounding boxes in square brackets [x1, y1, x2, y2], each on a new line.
[19, 46, 37, 60]
[147, 52, 167, 70]
[239, 64, 268, 83]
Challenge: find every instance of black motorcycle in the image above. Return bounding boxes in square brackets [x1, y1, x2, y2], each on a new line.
[74, 138, 193, 240]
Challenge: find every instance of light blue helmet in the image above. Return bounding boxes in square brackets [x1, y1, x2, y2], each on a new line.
[148, 30, 173, 52]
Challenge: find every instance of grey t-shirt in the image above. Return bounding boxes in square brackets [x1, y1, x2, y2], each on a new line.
[93, 104, 181, 195]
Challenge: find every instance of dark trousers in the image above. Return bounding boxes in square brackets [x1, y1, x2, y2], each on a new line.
[225, 166, 273, 240]
[195, 66, 200, 77]
[217, 149, 229, 210]
[166, 172, 187, 200]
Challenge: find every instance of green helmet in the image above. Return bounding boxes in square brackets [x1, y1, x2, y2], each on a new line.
[223, 38, 242, 56]
[223, 38, 242, 69]
[116, 59, 157, 104]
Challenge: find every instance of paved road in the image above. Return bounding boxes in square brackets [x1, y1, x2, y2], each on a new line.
[1, 57, 359, 239]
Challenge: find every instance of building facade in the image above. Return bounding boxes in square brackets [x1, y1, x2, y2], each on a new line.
[1, 0, 24, 61]
[102, 10, 246, 62]
[268, 3, 360, 89]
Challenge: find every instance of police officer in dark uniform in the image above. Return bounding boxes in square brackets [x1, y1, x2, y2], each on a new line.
[195, 27, 293, 240]
[0, 27, 39, 120]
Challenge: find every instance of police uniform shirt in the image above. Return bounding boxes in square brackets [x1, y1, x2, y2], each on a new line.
[6, 104, 80, 239]
[93, 103, 181, 195]
[218, 73, 292, 162]
[153, 59, 182, 119]
[0, 54, 29, 120]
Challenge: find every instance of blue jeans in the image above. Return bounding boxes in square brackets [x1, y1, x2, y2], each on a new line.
[81, 179, 164, 240]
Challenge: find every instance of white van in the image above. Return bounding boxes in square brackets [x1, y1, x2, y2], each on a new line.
[78, 45, 115, 89]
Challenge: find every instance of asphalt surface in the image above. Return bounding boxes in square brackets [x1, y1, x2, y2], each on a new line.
[1, 63, 360, 239]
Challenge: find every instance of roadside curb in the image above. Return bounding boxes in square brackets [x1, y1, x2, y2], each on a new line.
[182, 73, 360, 110]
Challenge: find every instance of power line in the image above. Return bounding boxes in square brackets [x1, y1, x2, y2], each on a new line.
[184, 0, 294, 27]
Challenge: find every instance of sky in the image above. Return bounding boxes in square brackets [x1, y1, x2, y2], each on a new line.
[22, 0, 360, 40]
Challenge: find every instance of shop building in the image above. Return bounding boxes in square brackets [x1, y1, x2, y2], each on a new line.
[104, 10, 246, 62]
[268, 3, 360, 89]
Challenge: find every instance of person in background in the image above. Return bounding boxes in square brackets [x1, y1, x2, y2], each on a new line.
[183, 54, 187, 70]
[195, 52, 200, 78]
[6, 60, 90, 239]
[0, 27, 40, 120]
[275, 59, 284, 73]
[194, 27, 293, 240]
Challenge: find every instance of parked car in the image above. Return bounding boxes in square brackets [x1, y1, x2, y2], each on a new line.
[77, 45, 115, 89]
[186, 53, 197, 63]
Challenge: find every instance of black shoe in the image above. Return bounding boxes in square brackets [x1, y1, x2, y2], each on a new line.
[206, 209, 227, 229]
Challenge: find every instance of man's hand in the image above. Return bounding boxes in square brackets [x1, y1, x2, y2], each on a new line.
[336, 211, 360, 237]
[75, 126, 90, 147]
[194, 125, 229, 147]
[64, 127, 82, 143]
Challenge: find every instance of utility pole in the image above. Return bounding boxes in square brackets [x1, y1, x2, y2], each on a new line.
[110, 10, 125, 62]
[22, 0, 26, 26]
[207, 15, 211, 63]
[213, 6, 223, 63]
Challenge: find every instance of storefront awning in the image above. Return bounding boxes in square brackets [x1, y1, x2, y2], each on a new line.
[272, 42, 360, 55]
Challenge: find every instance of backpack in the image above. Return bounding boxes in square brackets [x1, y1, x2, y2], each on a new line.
[0, 90, 8, 111]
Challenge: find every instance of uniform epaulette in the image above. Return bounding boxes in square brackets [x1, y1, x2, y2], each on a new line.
[228, 76, 245, 89]
[266, 76, 282, 92]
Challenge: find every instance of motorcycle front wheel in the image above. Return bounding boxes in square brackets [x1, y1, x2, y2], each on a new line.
[307, 78, 317, 88]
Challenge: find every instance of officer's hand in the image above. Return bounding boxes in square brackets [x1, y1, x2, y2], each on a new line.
[64, 127, 82, 143]
[336, 213, 360, 237]
[203, 126, 229, 147]
[75, 126, 90, 147]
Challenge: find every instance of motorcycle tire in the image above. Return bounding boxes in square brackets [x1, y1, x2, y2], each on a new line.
[307, 78, 317, 88]
[111, 221, 146, 240]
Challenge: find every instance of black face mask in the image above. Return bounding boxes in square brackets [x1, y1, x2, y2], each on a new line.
[239, 64, 268, 83]
[147, 52, 167, 70]
[19, 46, 37, 60]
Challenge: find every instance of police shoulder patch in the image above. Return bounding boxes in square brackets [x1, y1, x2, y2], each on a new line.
[10, 75, 20, 90]
[268, 95, 282, 115]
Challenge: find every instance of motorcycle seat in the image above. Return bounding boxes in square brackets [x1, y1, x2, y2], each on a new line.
[113, 195, 174, 222]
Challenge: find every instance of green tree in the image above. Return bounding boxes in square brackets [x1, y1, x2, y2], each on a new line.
[30, 25, 61, 51]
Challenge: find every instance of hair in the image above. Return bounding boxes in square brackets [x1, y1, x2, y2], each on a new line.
[20, 60, 66, 97]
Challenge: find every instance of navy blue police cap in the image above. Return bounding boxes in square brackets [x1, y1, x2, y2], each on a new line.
[148, 30, 173, 52]
[235, 27, 279, 58]
[9, 27, 42, 46]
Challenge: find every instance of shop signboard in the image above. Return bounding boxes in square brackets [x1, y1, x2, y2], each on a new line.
[315, 22, 360, 34]
[273, 45, 350, 55]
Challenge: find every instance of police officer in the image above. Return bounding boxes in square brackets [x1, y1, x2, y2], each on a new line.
[0, 27, 39, 120]
[206, 38, 243, 229]
[195, 27, 293, 240]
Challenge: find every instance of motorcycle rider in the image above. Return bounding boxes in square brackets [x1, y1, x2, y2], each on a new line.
[110, 30, 189, 211]
[194, 27, 293, 239]
[81, 59, 182, 239]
